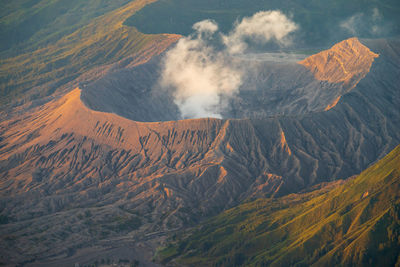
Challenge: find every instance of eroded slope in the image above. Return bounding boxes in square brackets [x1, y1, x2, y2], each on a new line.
[299, 37, 379, 85]
[0, 38, 399, 265]
[0, 88, 293, 264]
[299, 37, 379, 110]
[160, 145, 400, 266]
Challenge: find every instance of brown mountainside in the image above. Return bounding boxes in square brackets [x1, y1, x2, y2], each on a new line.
[0, 38, 399, 265]
[299, 37, 379, 111]
[299, 37, 379, 85]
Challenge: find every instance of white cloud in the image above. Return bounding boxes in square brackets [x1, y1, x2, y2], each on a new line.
[160, 11, 298, 119]
[372, 8, 382, 22]
[340, 13, 363, 35]
[340, 8, 385, 36]
[160, 24, 242, 119]
[223, 11, 298, 54]
[192, 20, 219, 35]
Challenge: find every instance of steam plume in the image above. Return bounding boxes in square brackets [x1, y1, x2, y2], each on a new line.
[161, 20, 242, 119]
[161, 11, 298, 119]
[340, 8, 386, 37]
[223, 11, 298, 54]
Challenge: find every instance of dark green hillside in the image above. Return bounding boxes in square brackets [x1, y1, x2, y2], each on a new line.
[0, 0, 132, 55]
[125, 0, 400, 46]
[159, 145, 400, 266]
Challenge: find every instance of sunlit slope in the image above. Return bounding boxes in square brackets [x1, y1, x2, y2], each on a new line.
[160, 145, 400, 266]
[298, 37, 379, 111]
[0, 0, 179, 104]
[299, 38, 378, 86]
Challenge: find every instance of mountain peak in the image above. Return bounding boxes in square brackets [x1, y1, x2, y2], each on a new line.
[299, 37, 379, 85]
[298, 37, 379, 110]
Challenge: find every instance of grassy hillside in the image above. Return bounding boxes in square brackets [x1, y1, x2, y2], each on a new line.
[159, 145, 400, 266]
[125, 0, 400, 46]
[0, 0, 175, 105]
[0, 0, 133, 55]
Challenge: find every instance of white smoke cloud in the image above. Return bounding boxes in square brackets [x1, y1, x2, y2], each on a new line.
[192, 20, 219, 34]
[372, 8, 382, 21]
[161, 20, 242, 119]
[223, 11, 298, 54]
[340, 8, 385, 36]
[371, 8, 383, 34]
[340, 13, 363, 36]
[161, 11, 298, 119]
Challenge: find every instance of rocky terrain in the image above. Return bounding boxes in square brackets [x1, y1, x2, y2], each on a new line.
[160, 145, 400, 266]
[0, 36, 399, 265]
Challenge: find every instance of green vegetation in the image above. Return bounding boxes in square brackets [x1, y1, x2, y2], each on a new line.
[0, 0, 168, 105]
[125, 0, 400, 45]
[159, 145, 400, 266]
[0, 0, 132, 55]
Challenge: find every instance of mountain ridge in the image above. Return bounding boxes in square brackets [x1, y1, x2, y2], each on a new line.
[0, 0, 180, 106]
[298, 37, 379, 111]
[299, 37, 379, 85]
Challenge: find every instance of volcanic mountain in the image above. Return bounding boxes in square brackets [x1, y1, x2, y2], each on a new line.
[81, 38, 380, 121]
[0, 37, 399, 265]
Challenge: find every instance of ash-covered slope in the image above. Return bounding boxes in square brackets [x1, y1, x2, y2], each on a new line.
[81, 54, 180, 122]
[0, 88, 292, 265]
[81, 38, 380, 121]
[0, 38, 399, 265]
[224, 38, 379, 118]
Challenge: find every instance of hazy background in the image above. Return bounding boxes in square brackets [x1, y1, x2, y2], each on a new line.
[125, 0, 400, 48]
